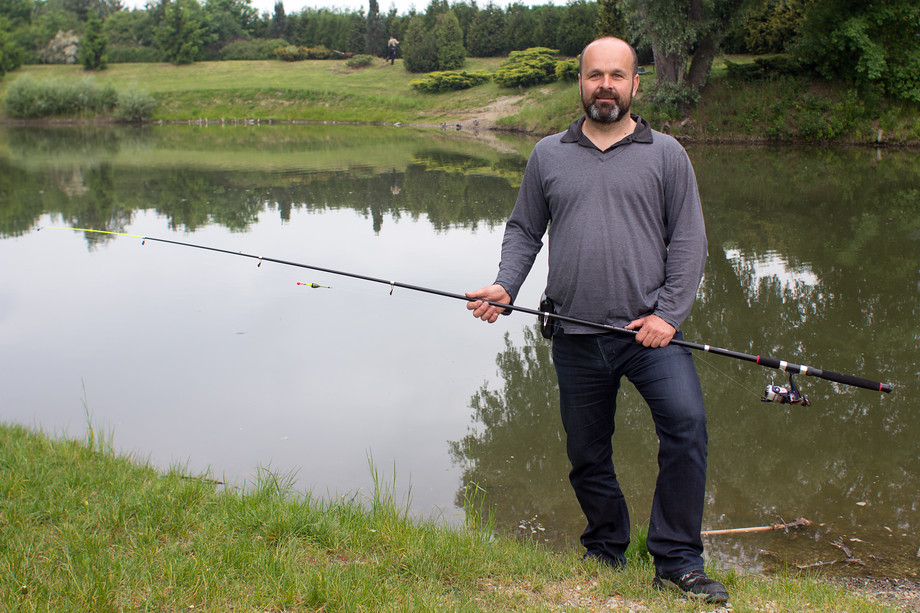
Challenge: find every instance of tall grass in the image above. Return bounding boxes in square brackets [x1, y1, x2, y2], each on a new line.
[0, 421, 901, 612]
[2, 74, 156, 122]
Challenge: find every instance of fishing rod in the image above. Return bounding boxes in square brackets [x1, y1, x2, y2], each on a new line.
[42, 226, 893, 397]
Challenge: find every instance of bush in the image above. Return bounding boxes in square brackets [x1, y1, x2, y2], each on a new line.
[493, 47, 560, 88]
[221, 38, 289, 61]
[555, 58, 579, 82]
[114, 86, 157, 122]
[3, 75, 117, 118]
[410, 70, 491, 93]
[345, 54, 375, 69]
[274, 44, 334, 61]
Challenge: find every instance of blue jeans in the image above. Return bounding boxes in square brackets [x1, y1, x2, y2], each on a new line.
[552, 331, 707, 576]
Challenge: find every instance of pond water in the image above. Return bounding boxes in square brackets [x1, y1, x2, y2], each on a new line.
[1, 123, 918, 581]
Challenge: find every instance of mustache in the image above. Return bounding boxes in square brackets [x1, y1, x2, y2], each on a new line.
[591, 89, 620, 102]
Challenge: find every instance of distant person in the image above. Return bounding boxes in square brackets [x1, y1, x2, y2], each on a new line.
[386, 36, 399, 65]
[465, 36, 728, 604]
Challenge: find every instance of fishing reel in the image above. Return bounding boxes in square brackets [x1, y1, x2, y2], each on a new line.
[762, 374, 811, 406]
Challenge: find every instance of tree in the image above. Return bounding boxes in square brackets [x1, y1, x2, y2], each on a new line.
[466, 2, 505, 57]
[595, 0, 627, 40]
[403, 14, 437, 71]
[154, 0, 207, 64]
[553, 0, 595, 57]
[434, 10, 465, 70]
[203, 0, 259, 46]
[79, 11, 107, 69]
[365, 0, 385, 55]
[0, 17, 25, 77]
[790, 0, 920, 104]
[269, 0, 286, 38]
[625, 0, 750, 114]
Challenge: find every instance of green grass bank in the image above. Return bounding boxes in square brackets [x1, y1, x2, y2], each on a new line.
[1, 57, 919, 145]
[0, 422, 902, 612]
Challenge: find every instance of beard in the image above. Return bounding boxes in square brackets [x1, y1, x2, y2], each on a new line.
[582, 88, 631, 123]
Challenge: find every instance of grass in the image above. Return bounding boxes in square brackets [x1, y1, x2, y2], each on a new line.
[0, 421, 902, 612]
[2, 57, 918, 143]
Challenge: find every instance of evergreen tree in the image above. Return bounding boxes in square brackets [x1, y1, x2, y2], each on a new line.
[79, 12, 108, 69]
[0, 18, 25, 77]
[595, 0, 627, 39]
[154, 0, 207, 64]
[269, 0, 286, 38]
[403, 14, 437, 72]
[434, 10, 465, 70]
[365, 0, 385, 55]
[466, 2, 505, 57]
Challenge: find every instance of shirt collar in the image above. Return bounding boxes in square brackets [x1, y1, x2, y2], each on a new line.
[561, 114, 653, 149]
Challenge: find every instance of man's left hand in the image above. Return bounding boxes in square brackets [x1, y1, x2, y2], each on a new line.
[625, 314, 676, 348]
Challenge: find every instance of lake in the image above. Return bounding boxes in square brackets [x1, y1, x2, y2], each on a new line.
[1, 123, 917, 581]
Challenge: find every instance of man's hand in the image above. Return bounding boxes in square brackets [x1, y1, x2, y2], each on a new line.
[465, 285, 511, 323]
[625, 314, 675, 348]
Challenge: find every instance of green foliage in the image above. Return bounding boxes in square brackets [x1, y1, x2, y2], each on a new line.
[493, 47, 559, 88]
[3, 75, 117, 118]
[724, 55, 805, 81]
[465, 4, 505, 58]
[113, 85, 158, 122]
[647, 79, 699, 119]
[552, 0, 596, 56]
[344, 53, 374, 68]
[403, 16, 437, 73]
[0, 18, 24, 77]
[731, 0, 806, 54]
[202, 0, 260, 46]
[554, 57, 579, 82]
[79, 13, 108, 71]
[409, 70, 490, 93]
[433, 10, 465, 71]
[154, 0, 208, 65]
[790, 0, 920, 105]
[595, 0, 627, 39]
[273, 44, 333, 61]
[220, 37, 288, 60]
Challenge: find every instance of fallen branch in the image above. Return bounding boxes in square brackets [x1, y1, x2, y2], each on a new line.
[702, 517, 812, 536]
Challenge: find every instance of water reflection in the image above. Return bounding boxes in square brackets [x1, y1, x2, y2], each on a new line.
[1, 125, 918, 581]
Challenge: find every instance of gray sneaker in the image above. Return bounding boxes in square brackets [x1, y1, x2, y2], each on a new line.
[653, 569, 729, 603]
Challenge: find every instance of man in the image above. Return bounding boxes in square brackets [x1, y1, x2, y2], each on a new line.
[386, 36, 399, 65]
[465, 37, 728, 603]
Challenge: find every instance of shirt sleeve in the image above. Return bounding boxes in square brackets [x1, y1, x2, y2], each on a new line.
[653, 145, 708, 329]
[493, 147, 551, 302]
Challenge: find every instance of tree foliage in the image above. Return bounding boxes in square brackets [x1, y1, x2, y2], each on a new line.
[154, 0, 207, 64]
[79, 12, 107, 69]
[623, 0, 751, 114]
[791, 0, 920, 104]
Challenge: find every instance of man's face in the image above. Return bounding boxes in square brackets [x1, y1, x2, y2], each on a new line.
[578, 40, 639, 124]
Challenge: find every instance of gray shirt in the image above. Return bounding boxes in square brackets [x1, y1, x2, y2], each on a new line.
[494, 115, 707, 334]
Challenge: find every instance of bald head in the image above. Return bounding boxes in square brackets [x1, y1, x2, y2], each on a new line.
[579, 37, 639, 79]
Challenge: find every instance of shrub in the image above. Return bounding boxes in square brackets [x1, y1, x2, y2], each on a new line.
[221, 38, 289, 61]
[493, 47, 560, 88]
[345, 54, 375, 69]
[555, 58, 579, 82]
[3, 75, 117, 118]
[274, 44, 334, 61]
[114, 86, 157, 122]
[410, 70, 491, 93]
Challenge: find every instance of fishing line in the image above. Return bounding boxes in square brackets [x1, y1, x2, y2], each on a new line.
[40, 226, 894, 397]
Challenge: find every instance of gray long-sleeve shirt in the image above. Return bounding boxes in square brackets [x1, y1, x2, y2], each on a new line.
[494, 115, 707, 334]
